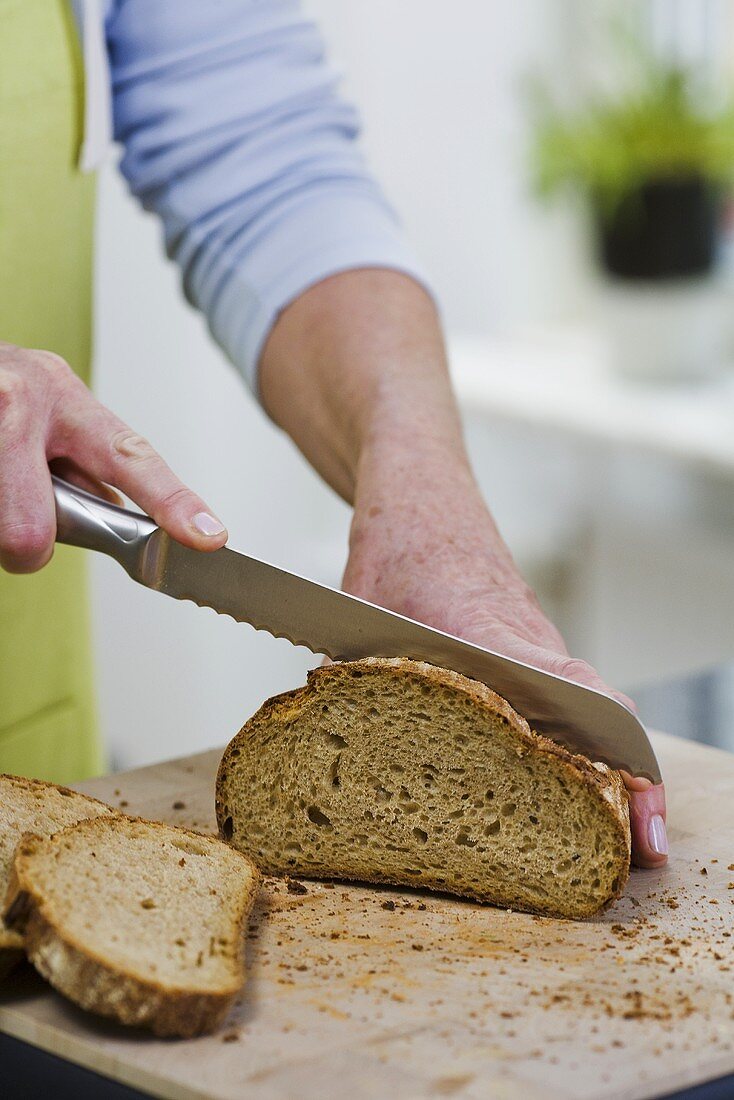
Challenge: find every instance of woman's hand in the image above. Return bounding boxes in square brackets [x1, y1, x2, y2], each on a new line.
[0, 342, 227, 573]
[344, 478, 668, 870]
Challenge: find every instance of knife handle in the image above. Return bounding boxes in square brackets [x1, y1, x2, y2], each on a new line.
[52, 476, 158, 575]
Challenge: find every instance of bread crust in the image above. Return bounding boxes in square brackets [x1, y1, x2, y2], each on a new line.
[216, 658, 631, 917]
[0, 772, 113, 811]
[4, 820, 260, 1038]
[0, 774, 116, 974]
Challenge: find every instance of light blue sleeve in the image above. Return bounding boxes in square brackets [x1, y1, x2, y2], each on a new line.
[106, 0, 428, 396]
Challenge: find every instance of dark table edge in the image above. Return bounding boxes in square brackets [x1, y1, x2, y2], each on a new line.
[1, 1031, 733, 1100]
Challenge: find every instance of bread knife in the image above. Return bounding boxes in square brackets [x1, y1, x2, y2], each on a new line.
[52, 476, 661, 782]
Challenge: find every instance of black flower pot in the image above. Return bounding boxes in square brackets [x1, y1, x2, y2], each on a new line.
[595, 176, 720, 280]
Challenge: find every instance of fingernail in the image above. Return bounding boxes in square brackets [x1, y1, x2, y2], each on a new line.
[648, 814, 668, 856]
[192, 512, 225, 537]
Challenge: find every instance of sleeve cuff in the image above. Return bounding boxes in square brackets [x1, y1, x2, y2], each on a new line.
[195, 188, 433, 400]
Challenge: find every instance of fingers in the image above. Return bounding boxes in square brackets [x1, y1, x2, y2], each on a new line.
[0, 372, 55, 571]
[494, 637, 634, 708]
[49, 458, 124, 506]
[0, 345, 227, 578]
[625, 780, 668, 868]
[0, 447, 55, 573]
[58, 401, 228, 551]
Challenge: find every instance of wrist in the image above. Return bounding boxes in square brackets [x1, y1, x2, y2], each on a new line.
[346, 430, 526, 618]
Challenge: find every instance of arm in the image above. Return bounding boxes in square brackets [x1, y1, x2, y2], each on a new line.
[259, 268, 667, 869]
[108, 0, 666, 866]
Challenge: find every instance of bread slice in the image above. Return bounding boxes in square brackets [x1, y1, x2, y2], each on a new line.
[216, 658, 631, 920]
[3, 815, 260, 1037]
[0, 774, 115, 974]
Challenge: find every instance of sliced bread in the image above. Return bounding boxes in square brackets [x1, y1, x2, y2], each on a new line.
[215, 658, 631, 920]
[3, 815, 260, 1037]
[0, 774, 115, 973]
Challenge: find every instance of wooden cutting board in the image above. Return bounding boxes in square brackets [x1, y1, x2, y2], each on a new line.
[1, 731, 733, 1100]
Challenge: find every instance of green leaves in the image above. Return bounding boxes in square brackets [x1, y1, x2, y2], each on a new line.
[530, 53, 734, 214]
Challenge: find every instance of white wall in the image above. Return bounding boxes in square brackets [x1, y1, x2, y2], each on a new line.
[306, 0, 585, 332]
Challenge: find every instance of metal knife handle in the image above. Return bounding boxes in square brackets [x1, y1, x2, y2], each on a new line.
[52, 476, 158, 577]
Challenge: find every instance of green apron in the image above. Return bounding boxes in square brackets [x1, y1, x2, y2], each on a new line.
[0, 0, 103, 782]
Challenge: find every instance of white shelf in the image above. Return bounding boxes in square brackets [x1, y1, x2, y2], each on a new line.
[449, 329, 734, 477]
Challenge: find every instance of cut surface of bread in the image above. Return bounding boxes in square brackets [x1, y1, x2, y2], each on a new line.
[216, 658, 631, 920]
[0, 774, 115, 965]
[4, 815, 260, 1037]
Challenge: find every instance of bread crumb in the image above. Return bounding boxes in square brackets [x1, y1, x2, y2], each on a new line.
[222, 1032, 239, 1043]
[286, 879, 308, 895]
[172, 801, 186, 810]
[381, 900, 396, 911]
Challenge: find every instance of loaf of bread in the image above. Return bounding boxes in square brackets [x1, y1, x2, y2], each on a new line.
[4, 815, 260, 1037]
[0, 774, 115, 974]
[216, 658, 631, 919]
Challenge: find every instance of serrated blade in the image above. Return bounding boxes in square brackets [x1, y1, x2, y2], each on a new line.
[138, 530, 660, 781]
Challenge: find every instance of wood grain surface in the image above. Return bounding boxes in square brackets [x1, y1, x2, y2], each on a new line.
[0, 731, 732, 1100]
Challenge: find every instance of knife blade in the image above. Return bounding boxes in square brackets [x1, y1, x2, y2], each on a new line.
[53, 476, 661, 782]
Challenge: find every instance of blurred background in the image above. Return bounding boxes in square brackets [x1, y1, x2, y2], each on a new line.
[93, 0, 734, 771]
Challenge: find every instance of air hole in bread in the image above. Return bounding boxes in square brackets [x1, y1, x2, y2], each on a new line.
[325, 732, 347, 749]
[455, 831, 477, 847]
[169, 838, 209, 857]
[306, 806, 332, 829]
[328, 757, 341, 789]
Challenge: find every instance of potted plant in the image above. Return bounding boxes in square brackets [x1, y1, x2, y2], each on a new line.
[530, 42, 734, 380]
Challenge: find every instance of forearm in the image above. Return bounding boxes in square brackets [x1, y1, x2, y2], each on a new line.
[259, 270, 520, 603]
[259, 271, 461, 493]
